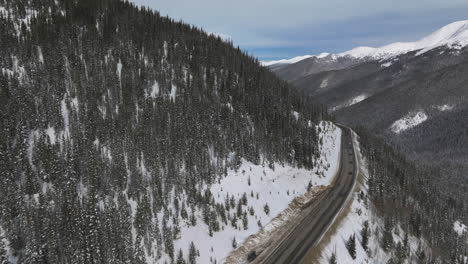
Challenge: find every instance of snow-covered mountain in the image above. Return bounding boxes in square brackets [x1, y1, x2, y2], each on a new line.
[263, 20, 468, 66]
[340, 20, 468, 59]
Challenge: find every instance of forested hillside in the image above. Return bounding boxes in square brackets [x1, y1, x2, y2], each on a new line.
[356, 127, 468, 263]
[0, 0, 328, 263]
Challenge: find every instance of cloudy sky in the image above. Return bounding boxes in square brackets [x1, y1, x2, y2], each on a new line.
[131, 0, 468, 61]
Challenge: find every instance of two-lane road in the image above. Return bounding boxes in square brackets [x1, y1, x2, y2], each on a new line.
[253, 126, 357, 264]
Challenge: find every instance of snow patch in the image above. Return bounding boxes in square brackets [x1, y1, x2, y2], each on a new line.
[93, 138, 100, 148]
[319, 78, 329, 89]
[61, 98, 70, 140]
[381, 61, 392, 67]
[349, 95, 368, 106]
[170, 84, 177, 102]
[117, 59, 122, 80]
[331, 94, 368, 112]
[454, 221, 467, 236]
[292, 111, 299, 121]
[150, 81, 160, 98]
[37, 46, 44, 64]
[71, 97, 79, 112]
[27, 130, 40, 167]
[437, 104, 454, 112]
[391, 111, 428, 133]
[46, 126, 56, 145]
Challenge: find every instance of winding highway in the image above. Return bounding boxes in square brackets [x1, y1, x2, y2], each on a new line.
[252, 125, 358, 264]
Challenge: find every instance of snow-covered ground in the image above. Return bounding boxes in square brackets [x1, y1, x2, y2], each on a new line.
[390, 111, 428, 134]
[156, 122, 342, 264]
[314, 132, 429, 264]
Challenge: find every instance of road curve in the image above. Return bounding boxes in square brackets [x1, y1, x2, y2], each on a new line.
[253, 125, 358, 264]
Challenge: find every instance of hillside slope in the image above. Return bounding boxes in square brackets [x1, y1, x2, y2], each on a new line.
[0, 0, 334, 263]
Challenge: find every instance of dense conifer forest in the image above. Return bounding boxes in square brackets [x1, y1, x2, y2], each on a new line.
[0, 0, 327, 262]
[356, 127, 468, 263]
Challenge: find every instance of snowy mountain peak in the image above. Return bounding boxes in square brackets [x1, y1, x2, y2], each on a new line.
[341, 19, 468, 59]
[263, 20, 468, 66]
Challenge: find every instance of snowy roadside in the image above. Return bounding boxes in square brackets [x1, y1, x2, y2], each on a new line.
[224, 184, 329, 264]
[303, 131, 429, 264]
[223, 123, 343, 264]
[154, 122, 342, 264]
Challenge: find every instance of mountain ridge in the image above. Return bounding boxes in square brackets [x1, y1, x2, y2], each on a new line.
[262, 19, 468, 66]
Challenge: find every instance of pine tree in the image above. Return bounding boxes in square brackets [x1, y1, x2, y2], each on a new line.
[346, 234, 356, 259]
[329, 251, 337, 264]
[176, 249, 186, 264]
[188, 242, 197, 264]
[230, 195, 236, 209]
[360, 220, 369, 251]
[382, 218, 394, 252]
[264, 203, 270, 215]
[231, 213, 238, 228]
[241, 192, 248, 205]
[236, 200, 243, 217]
[134, 238, 146, 264]
[249, 206, 255, 216]
[403, 232, 409, 257]
[242, 212, 248, 230]
[181, 203, 188, 220]
[416, 243, 426, 263]
[232, 237, 237, 249]
[307, 181, 313, 192]
[395, 241, 406, 262]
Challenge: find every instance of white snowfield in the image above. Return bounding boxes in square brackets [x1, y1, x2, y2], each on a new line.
[318, 132, 428, 264]
[158, 122, 342, 264]
[262, 20, 468, 66]
[390, 111, 428, 134]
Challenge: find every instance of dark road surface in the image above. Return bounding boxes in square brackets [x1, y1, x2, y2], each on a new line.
[253, 126, 357, 264]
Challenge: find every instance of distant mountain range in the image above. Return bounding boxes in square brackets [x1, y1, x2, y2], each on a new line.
[263, 20, 468, 67]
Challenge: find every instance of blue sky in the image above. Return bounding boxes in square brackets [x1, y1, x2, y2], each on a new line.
[130, 0, 468, 61]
